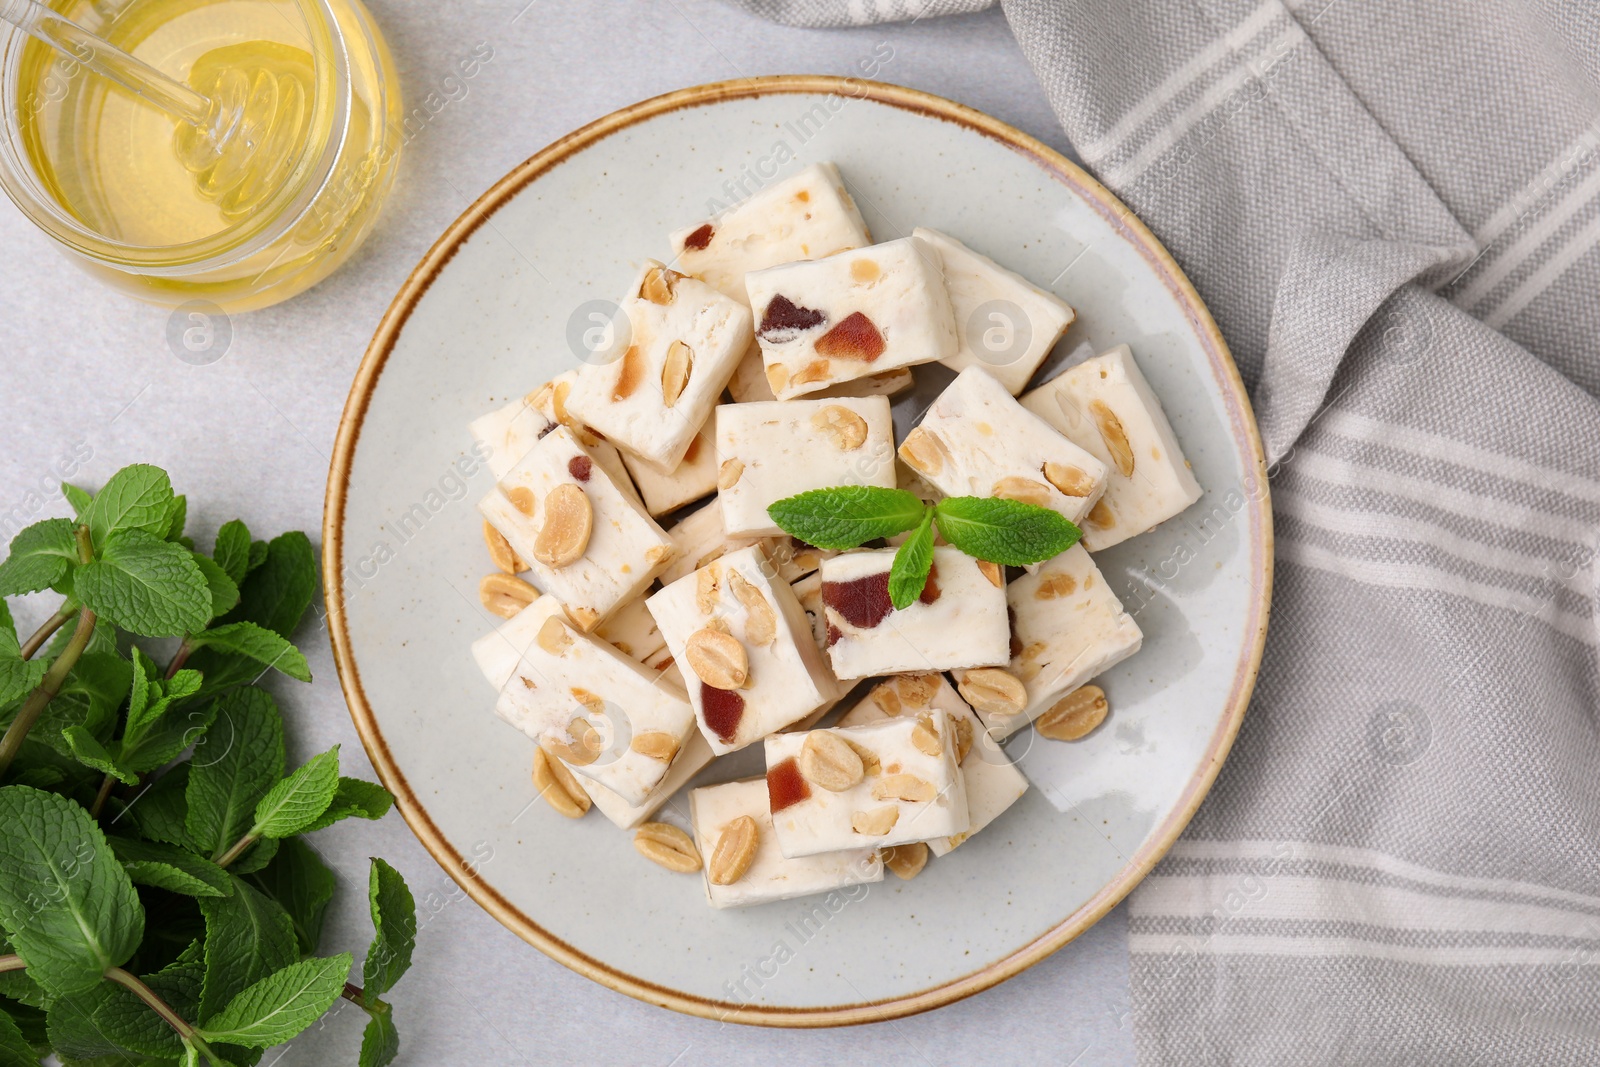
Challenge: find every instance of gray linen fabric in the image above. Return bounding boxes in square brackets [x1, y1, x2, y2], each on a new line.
[730, 0, 1600, 1061]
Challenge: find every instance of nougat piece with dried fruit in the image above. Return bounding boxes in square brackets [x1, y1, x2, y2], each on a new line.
[647, 546, 837, 755]
[1021, 344, 1202, 550]
[956, 544, 1141, 739]
[763, 713, 969, 858]
[716, 396, 896, 538]
[727, 339, 913, 403]
[820, 547, 1009, 680]
[913, 227, 1076, 395]
[901, 366, 1107, 527]
[468, 371, 639, 507]
[487, 597, 697, 806]
[658, 504, 828, 588]
[620, 409, 719, 517]
[670, 162, 872, 303]
[839, 674, 1026, 857]
[478, 426, 674, 630]
[690, 778, 882, 909]
[745, 237, 957, 400]
[565, 262, 752, 472]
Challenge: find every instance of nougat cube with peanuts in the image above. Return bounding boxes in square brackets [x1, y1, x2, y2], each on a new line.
[487, 596, 697, 806]
[468, 371, 639, 507]
[820, 547, 1009, 681]
[763, 713, 969, 859]
[647, 546, 837, 756]
[956, 544, 1142, 739]
[900, 366, 1108, 527]
[745, 237, 957, 399]
[914, 226, 1076, 395]
[564, 262, 752, 472]
[478, 426, 674, 631]
[727, 339, 914, 403]
[839, 674, 1027, 857]
[716, 396, 896, 538]
[620, 409, 719, 517]
[1021, 344, 1202, 550]
[670, 162, 872, 303]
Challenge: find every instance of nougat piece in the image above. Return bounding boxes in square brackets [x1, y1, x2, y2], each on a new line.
[958, 545, 1142, 739]
[820, 547, 1009, 680]
[902, 366, 1108, 527]
[763, 714, 969, 858]
[564, 263, 752, 472]
[648, 546, 837, 755]
[491, 597, 697, 806]
[478, 426, 674, 631]
[728, 339, 914, 403]
[746, 237, 957, 399]
[583, 730, 716, 831]
[469, 372, 639, 506]
[660, 503, 762, 587]
[620, 410, 719, 517]
[717, 396, 896, 538]
[690, 778, 882, 908]
[913, 227, 1076, 395]
[1021, 344, 1202, 550]
[839, 674, 1026, 857]
[670, 162, 871, 303]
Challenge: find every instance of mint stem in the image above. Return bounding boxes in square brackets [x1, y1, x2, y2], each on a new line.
[166, 638, 193, 680]
[88, 774, 118, 819]
[106, 966, 222, 1065]
[342, 981, 367, 1009]
[214, 831, 259, 868]
[0, 606, 95, 781]
[0, 955, 24, 974]
[17, 606, 73, 661]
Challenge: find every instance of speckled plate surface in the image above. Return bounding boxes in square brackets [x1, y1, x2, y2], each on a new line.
[326, 76, 1271, 1027]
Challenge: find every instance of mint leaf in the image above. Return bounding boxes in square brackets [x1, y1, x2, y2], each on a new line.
[236, 533, 316, 640]
[119, 691, 215, 776]
[33, 652, 132, 757]
[363, 858, 415, 998]
[125, 764, 195, 849]
[0, 518, 79, 596]
[75, 529, 212, 638]
[164, 494, 189, 542]
[62, 725, 136, 785]
[61, 482, 92, 518]
[89, 940, 203, 1057]
[888, 508, 936, 610]
[246, 837, 336, 955]
[0, 600, 16, 658]
[247, 540, 269, 574]
[196, 953, 352, 1048]
[44, 983, 126, 1059]
[0, 659, 47, 713]
[230, 833, 279, 876]
[213, 521, 252, 586]
[300, 777, 393, 833]
[187, 689, 284, 859]
[932, 496, 1082, 566]
[46, 614, 116, 659]
[191, 554, 240, 621]
[0, 1008, 33, 1067]
[0, 785, 144, 997]
[188, 622, 311, 684]
[83, 465, 175, 548]
[250, 747, 340, 839]
[197, 879, 297, 1020]
[359, 1001, 400, 1067]
[767, 486, 927, 550]
[0, 932, 49, 1011]
[125, 647, 158, 739]
[111, 838, 231, 899]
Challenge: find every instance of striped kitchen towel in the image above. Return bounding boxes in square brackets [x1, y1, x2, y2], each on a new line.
[732, 1, 1600, 1062]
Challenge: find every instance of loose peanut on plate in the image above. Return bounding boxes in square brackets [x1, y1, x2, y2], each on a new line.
[532, 746, 589, 818]
[1037, 684, 1109, 741]
[483, 520, 525, 573]
[480, 573, 537, 619]
[882, 842, 929, 880]
[634, 822, 702, 873]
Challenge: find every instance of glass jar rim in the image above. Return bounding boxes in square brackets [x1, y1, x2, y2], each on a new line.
[0, 0, 352, 274]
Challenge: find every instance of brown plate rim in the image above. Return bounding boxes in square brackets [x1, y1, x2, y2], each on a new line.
[323, 74, 1274, 1028]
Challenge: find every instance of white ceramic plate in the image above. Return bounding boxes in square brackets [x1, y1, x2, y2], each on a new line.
[326, 77, 1271, 1026]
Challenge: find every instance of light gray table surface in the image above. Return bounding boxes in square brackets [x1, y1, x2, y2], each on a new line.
[0, 2, 1137, 1063]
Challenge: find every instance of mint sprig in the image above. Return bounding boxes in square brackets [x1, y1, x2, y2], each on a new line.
[768, 485, 1083, 604]
[0, 465, 415, 1065]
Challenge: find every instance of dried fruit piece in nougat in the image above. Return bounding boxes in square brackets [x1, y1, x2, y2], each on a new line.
[690, 778, 882, 908]
[487, 596, 697, 806]
[745, 237, 957, 400]
[716, 396, 896, 538]
[838, 674, 1026, 857]
[820, 547, 1009, 680]
[564, 262, 752, 472]
[913, 226, 1076, 396]
[478, 426, 674, 631]
[901, 366, 1108, 527]
[647, 546, 837, 755]
[763, 713, 969, 859]
[1021, 344, 1202, 550]
[670, 162, 872, 303]
[956, 544, 1141, 739]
